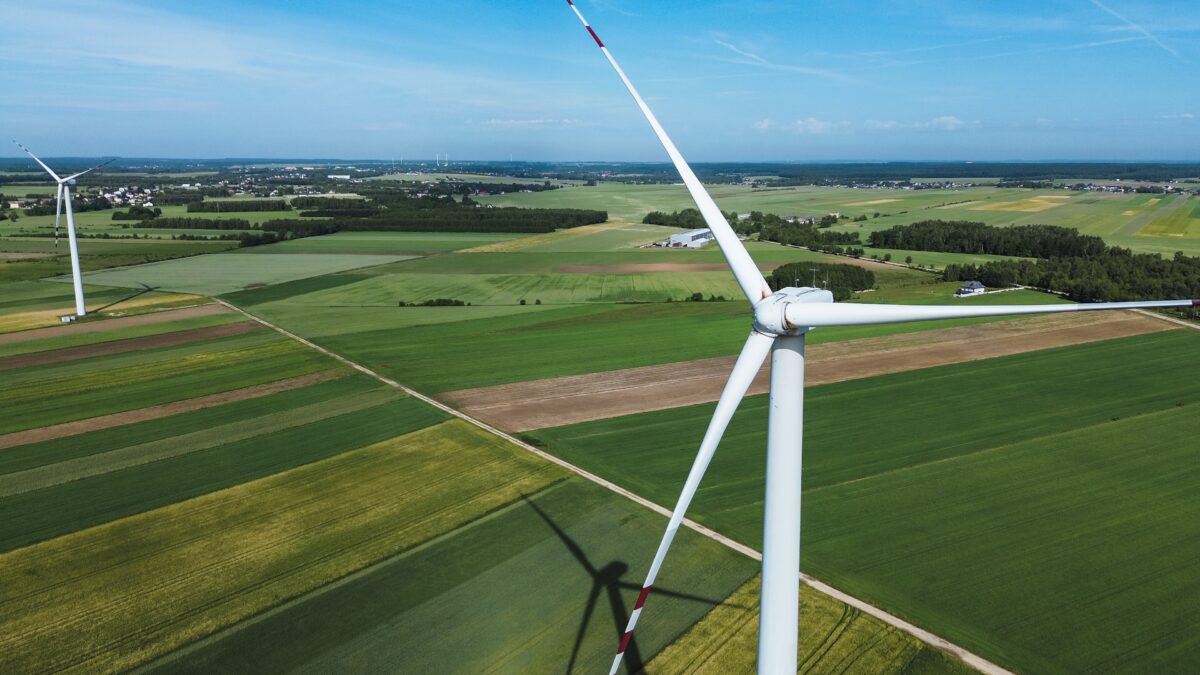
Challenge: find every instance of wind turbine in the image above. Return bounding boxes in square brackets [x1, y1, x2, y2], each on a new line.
[14, 141, 113, 320]
[561, 3, 1199, 674]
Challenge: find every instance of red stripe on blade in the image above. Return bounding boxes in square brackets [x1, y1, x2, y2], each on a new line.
[586, 26, 605, 47]
[617, 631, 633, 654]
[1193, 300, 1200, 306]
[634, 586, 652, 609]
[566, 0, 574, 4]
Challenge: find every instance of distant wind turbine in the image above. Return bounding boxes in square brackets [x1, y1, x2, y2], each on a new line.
[15, 141, 114, 320]
[561, 3, 1199, 673]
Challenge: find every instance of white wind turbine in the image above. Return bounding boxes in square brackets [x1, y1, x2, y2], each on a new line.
[561, 3, 1199, 673]
[14, 142, 114, 320]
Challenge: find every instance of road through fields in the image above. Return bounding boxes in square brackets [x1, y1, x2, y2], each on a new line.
[216, 298, 1015, 675]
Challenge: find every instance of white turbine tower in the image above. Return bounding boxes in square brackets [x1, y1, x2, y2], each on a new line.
[561, 4, 1199, 673]
[14, 141, 113, 320]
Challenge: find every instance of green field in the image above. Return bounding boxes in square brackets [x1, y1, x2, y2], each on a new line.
[237, 230, 530, 255]
[72, 252, 412, 295]
[648, 575, 974, 675]
[0, 420, 563, 672]
[527, 330, 1200, 673]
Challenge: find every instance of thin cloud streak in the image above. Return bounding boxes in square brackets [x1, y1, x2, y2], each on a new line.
[1088, 0, 1185, 62]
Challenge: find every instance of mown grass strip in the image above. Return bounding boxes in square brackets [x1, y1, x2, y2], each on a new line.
[0, 388, 399, 497]
[0, 420, 562, 673]
[0, 374, 382, 476]
[0, 336, 334, 434]
[0, 396, 449, 552]
[0, 321, 261, 370]
[0, 312, 247, 359]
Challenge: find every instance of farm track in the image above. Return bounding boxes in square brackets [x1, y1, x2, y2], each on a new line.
[217, 298, 1014, 675]
[444, 311, 1173, 432]
[0, 321, 260, 370]
[0, 303, 226, 345]
[0, 369, 346, 450]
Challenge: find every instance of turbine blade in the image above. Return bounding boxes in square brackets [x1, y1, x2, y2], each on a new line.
[565, 1, 772, 306]
[13, 140, 61, 182]
[606, 329, 774, 675]
[786, 299, 1200, 328]
[54, 183, 63, 248]
[63, 158, 116, 182]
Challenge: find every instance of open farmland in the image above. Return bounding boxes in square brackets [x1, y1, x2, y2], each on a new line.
[527, 329, 1200, 673]
[73, 252, 412, 295]
[479, 183, 1200, 257]
[0, 280, 976, 674]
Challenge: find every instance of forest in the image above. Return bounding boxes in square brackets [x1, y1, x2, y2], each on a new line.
[769, 262, 875, 301]
[868, 220, 1106, 258]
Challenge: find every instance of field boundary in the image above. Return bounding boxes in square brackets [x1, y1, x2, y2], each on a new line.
[215, 298, 1014, 675]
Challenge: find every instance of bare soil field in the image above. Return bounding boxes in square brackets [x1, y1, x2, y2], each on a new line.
[443, 312, 1173, 431]
[0, 369, 345, 450]
[0, 321, 260, 370]
[0, 303, 225, 345]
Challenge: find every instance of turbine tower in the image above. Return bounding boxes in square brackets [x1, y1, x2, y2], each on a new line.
[14, 141, 113, 320]
[561, 3, 1199, 673]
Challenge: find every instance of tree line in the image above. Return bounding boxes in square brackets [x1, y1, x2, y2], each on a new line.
[868, 220, 1106, 258]
[187, 200, 291, 212]
[235, 206, 607, 247]
[144, 217, 256, 230]
[944, 250, 1200, 303]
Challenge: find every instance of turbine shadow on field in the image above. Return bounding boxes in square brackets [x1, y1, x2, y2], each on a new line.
[522, 496, 725, 674]
[91, 282, 158, 313]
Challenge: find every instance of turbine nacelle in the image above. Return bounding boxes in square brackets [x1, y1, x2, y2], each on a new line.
[752, 287, 834, 336]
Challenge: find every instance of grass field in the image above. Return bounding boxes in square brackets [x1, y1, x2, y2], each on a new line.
[144, 478, 758, 674]
[647, 576, 974, 675]
[72, 252, 412, 295]
[527, 330, 1200, 673]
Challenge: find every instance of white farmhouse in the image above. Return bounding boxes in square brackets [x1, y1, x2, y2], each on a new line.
[955, 280, 986, 297]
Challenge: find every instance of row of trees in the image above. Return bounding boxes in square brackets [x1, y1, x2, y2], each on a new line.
[187, 199, 291, 212]
[769, 262, 876, 301]
[868, 220, 1106, 258]
[236, 206, 608, 247]
[147, 217, 255, 230]
[25, 194, 112, 215]
[112, 205, 162, 220]
[944, 250, 1200, 302]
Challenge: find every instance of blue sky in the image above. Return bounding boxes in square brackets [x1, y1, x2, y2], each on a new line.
[3, 0, 1197, 161]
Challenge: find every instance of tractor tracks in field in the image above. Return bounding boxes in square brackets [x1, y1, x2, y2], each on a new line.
[214, 299, 1015, 675]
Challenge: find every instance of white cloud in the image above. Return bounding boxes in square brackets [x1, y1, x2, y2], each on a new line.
[864, 119, 898, 130]
[484, 119, 581, 127]
[753, 119, 776, 130]
[917, 116, 980, 131]
[789, 118, 850, 134]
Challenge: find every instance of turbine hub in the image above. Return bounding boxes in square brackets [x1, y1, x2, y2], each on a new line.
[753, 287, 833, 335]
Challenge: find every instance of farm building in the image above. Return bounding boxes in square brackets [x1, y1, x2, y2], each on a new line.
[955, 280, 985, 297]
[660, 228, 715, 248]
